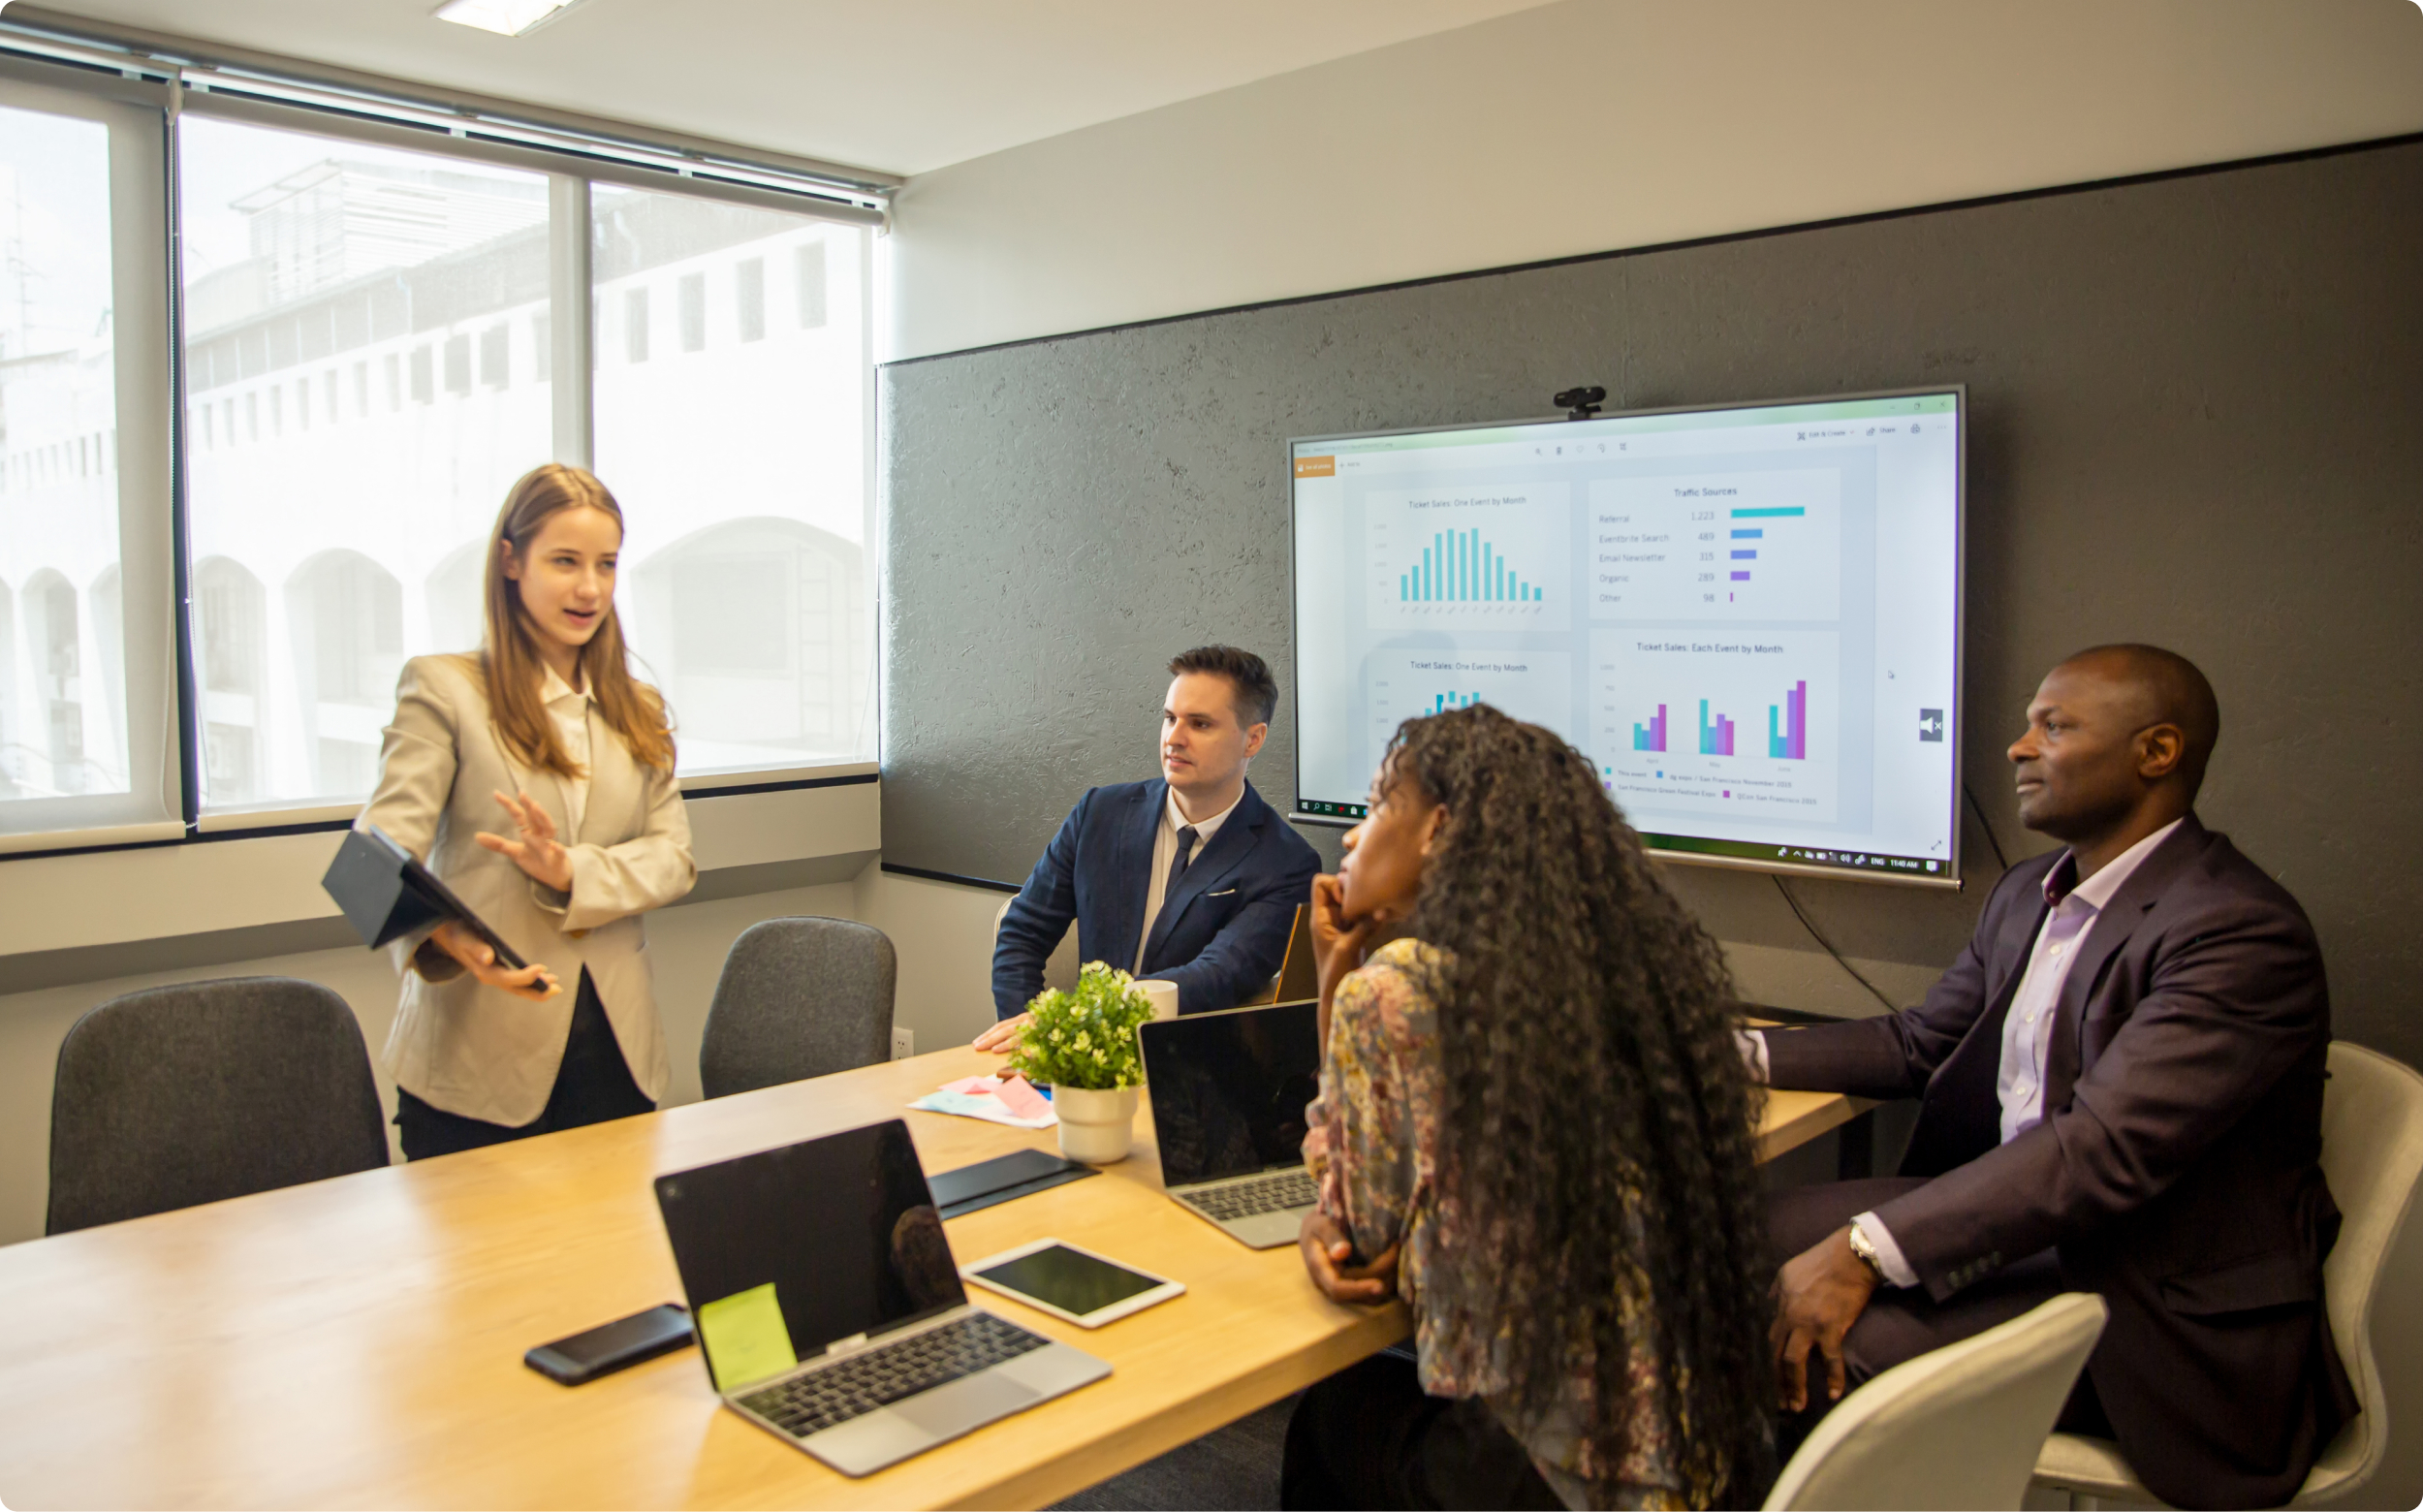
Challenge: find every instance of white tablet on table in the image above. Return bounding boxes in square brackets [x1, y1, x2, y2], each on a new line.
[960, 1238, 1184, 1328]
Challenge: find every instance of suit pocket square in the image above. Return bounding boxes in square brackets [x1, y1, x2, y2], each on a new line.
[1207, 888, 1237, 898]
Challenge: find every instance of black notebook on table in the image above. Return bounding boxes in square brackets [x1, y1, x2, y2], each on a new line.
[321, 824, 527, 970]
[926, 1149, 1097, 1218]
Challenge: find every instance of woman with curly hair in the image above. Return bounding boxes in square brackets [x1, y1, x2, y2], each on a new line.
[1282, 704, 1773, 1510]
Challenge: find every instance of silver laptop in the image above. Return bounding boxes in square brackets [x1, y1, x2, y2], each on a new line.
[1139, 999, 1324, 1248]
[653, 1118, 1109, 1477]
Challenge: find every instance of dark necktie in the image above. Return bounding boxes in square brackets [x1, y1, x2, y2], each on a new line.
[1165, 825, 1200, 903]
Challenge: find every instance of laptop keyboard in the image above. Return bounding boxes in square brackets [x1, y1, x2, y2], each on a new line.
[1185, 1167, 1318, 1221]
[739, 1311, 1049, 1440]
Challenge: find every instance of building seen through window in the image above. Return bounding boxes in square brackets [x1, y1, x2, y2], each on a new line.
[0, 103, 128, 808]
[179, 118, 553, 809]
[177, 118, 871, 813]
[194, 556, 267, 804]
[594, 185, 871, 776]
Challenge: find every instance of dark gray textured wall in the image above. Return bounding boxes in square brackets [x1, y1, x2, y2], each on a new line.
[881, 138, 2423, 1062]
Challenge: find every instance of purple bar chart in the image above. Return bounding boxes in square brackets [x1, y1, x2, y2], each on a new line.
[1632, 704, 1668, 752]
[1767, 680, 1808, 760]
[1697, 700, 1736, 757]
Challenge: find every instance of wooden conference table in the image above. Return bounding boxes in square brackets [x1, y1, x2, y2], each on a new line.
[0, 1045, 1864, 1510]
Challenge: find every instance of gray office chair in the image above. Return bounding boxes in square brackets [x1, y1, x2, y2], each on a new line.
[700, 917, 897, 1098]
[47, 976, 390, 1236]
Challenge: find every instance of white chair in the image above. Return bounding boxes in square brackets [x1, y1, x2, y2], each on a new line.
[992, 897, 1081, 995]
[2031, 1041, 2423, 1509]
[1765, 1292, 2108, 1511]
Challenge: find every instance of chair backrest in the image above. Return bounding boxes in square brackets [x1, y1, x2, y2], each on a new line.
[1241, 903, 1313, 1007]
[700, 917, 897, 1099]
[47, 976, 390, 1236]
[2302, 1041, 2423, 1491]
[992, 897, 1081, 997]
[1766, 1291, 2108, 1511]
[1274, 902, 1317, 1003]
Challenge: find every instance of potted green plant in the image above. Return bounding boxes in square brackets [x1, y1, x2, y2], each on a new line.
[1007, 961, 1156, 1163]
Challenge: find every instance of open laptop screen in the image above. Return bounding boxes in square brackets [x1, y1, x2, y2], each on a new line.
[655, 1119, 964, 1383]
[1141, 1000, 1321, 1187]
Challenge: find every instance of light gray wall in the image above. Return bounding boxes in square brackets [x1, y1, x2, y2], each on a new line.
[885, 0, 2423, 360]
[880, 137, 2423, 1063]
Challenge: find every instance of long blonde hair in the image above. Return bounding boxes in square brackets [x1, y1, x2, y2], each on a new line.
[474, 463, 675, 774]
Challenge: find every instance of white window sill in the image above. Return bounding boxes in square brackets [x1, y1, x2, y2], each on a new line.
[0, 770, 880, 961]
[180, 761, 880, 835]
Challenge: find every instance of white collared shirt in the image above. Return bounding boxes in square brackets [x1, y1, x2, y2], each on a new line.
[1739, 818, 2186, 1287]
[1134, 785, 1243, 970]
[1991, 817, 2183, 1143]
[540, 664, 593, 840]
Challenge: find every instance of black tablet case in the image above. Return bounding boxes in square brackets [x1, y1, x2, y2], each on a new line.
[322, 824, 528, 970]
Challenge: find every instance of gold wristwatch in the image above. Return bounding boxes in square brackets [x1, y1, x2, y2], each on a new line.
[1845, 1221, 1887, 1281]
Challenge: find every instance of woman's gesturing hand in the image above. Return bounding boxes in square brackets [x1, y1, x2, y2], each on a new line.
[476, 788, 575, 892]
[428, 920, 560, 1000]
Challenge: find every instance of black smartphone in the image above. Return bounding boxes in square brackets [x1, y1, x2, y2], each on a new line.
[523, 1303, 694, 1385]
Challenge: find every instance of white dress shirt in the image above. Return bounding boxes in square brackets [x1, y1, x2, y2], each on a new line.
[1134, 785, 1243, 969]
[540, 665, 593, 839]
[1742, 818, 2185, 1286]
[1990, 818, 2182, 1142]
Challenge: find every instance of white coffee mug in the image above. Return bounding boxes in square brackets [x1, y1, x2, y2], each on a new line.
[1135, 979, 1180, 1023]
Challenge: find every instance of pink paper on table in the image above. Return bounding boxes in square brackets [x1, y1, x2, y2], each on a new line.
[992, 1075, 1050, 1119]
[941, 1075, 995, 1097]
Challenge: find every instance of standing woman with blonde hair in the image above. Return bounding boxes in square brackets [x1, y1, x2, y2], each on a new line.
[362, 463, 695, 1159]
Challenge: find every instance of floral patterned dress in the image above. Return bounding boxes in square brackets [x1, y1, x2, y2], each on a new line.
[1303, 937, 1688, 1511]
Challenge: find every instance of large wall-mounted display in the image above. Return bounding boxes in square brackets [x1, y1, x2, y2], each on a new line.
[1291, 390, 1963, 885]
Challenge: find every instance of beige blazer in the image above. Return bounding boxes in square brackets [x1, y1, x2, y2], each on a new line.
[360, 654, 696, 1126]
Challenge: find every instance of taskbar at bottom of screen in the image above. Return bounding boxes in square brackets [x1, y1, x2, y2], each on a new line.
[1642, 833, 1949, 879]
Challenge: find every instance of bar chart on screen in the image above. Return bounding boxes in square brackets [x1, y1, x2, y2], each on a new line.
[1588, 469, 1841, 621]
[1366, 649, 1576, 760]
[1366, 484, 1571, 632]
[1589, 630, 1839, 824]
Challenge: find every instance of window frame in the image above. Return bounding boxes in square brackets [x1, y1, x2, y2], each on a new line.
[0, 27, 890, 854]
[0, 62, 181, 854]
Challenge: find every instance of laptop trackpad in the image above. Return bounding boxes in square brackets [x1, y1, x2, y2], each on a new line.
[893, 1368, 1042, 1437]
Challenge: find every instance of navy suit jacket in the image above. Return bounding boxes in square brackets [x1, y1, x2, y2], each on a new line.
[991, 778, 1320, 1021]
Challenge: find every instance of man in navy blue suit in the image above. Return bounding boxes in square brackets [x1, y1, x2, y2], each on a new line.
[976, 646, 1322, 1047]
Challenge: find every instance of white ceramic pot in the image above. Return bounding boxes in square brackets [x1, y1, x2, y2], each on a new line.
[1052, 1084, 1140, 1164]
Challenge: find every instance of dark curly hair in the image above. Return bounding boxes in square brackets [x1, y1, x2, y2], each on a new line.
[1385, 704, 1773, 1505]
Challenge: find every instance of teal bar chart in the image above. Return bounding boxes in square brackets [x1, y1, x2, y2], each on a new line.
[1398, 526, 1544, 603]
[1366, 486, 1571, 632]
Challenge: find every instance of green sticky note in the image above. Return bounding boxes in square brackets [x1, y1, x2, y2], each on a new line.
[696, 1281, 797, 1393]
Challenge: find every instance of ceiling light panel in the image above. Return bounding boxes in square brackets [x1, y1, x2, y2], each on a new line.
[431, 0, 583, 39]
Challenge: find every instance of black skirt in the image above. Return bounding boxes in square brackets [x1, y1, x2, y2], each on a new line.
[394, 966, 654, 1160]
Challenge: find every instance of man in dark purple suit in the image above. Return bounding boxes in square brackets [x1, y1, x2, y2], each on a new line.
[1758, 646, 2354, 1510]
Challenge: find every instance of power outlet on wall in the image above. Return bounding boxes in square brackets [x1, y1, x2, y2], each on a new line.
[891, 1026, 915, 1061]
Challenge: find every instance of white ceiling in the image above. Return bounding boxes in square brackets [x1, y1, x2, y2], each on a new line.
[18, 0, 1563, 176]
